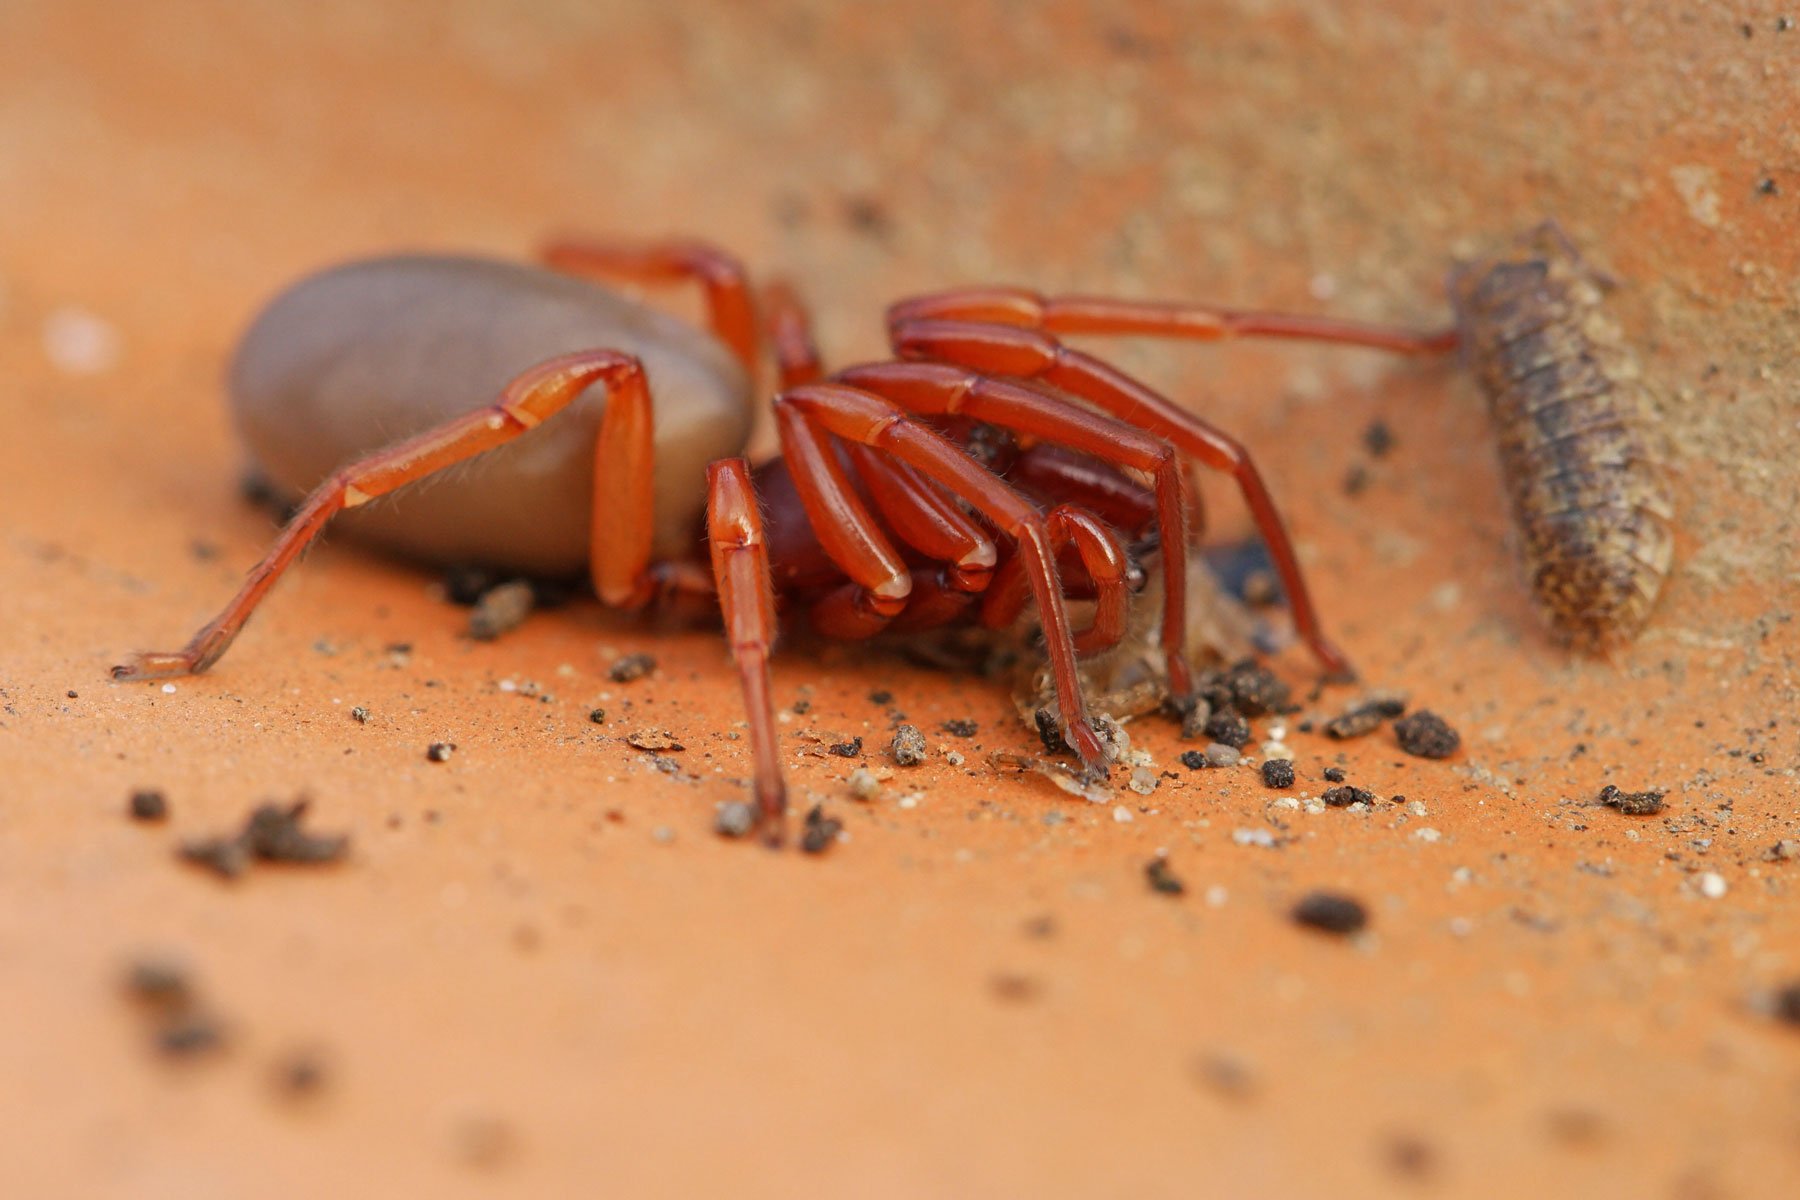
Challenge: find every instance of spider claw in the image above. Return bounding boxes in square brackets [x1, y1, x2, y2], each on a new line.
[111, 652, 188, 681]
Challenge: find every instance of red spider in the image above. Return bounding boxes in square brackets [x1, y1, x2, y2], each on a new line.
[113, 238, 1455, 844]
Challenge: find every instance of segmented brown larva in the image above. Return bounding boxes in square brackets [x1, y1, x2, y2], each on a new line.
[1447, 223, 1675, 647]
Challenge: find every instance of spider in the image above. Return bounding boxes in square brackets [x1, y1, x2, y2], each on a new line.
[113, 238, 1456, 843]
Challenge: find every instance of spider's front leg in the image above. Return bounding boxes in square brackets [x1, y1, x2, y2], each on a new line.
[112, 352, 645, 681]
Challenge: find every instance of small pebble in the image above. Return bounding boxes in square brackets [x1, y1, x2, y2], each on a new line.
[1292, 890, 1368, 935]
[827, 738, 863, 758]
[890, 724, 928, 766]
[1260, 759, 1296, 789]
[625, 729, 684, 751]
[1203, 708, 1251, 749]
[800, 805, 843, 854]
[1598, 784, 1665, 815]
[467, 580, 534, 641]
[1112, 805, 1134, 823]
[588, 708, 607, 725]
[1772, 983, 1800, 1027]
[1205, 742, 1240, 768]
[1321, 785, 1375, 808]
[128, 788, 168, 822]
[607, 653, 656, 683]
[1128, 767, 1159, 795]
[714, 801, 757, 839]
[1178, 699, 1213, 741]
[1145, 857, 1186, 895]
[1323, 766, 1346, 783]
[1697, 871, 1728, 899]
[426, 742, 455, 763]
[847, 768, 883, 801]
[43, 305, 121, 374]
[1220, 660, 1290, 716]
[1324, 706, 1385, 740]
[350, 705, 370, 724]
[1394, 710, 1461, 759]
[1179, 750, 1209, 771]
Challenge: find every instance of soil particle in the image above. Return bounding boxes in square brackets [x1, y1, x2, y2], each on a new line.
[1219, 660, 1291, 716]
[443, 564, 498, 606]
[988, 973, 1042, 1003]
[426, 742, 455, 763]
[1323, 766, 1347, 783]
[890, 724, 928, 766]
[607, 653, 657, 683]
[1292, 890, 1369, 934]
[156, 1013, 227, 1057]
[179, 835, 250, 879]
[1772, 982, 1800, 1027]
[272, 1048, 329, 1098]
[128, 788, 168, 821]
[626, 729, 684, 751]
[1394, 710, 1461, 759]
[180, 799, 350, 879]
[1144, 857, 1186, 895]
[1033, 707, 1063, 754]
[587, 708, 606, 725]
[868, 689, 893, 705]
[1205, 742, 1241, 768]
[800, 805, 844, 854]
[1178, 698, 1214, 741]
[1192, 1052, 1256, 1101]
[1325, 695, 1406, 739]
[939, 718, 978, 738]
[1598, 784, 1666, 815]
[1179, 750, 1209, 770]
[350, 705, 370, 724]
[1363, 419, 1396, 458]
[1204, 707, 1251, 749]
[714, 801, 757, 839]
[467, 580, 534, 641]
[847, 768, 882, 801]
[1322, 785, 1376, 808]
[124, 955, 194, 1010]
[1261, 759, 1296, 789]
[827, 738, 863, 758]
[1383, 1134, 1436, 1179]
[243, 800, 350, 864]
[123, 954, 226, 1059]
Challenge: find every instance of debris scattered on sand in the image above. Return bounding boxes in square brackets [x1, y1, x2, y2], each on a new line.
[1395, 710, 1461, 759]
[1598, 784, 1665, 815]
[1292, 890, 1369, 934]
[128, 788, 168, 821]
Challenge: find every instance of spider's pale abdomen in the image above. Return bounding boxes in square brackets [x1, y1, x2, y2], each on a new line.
[232, 255, 754, 575]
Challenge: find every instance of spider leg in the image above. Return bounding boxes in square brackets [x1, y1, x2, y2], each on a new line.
[705, 458, 788, 844]
[833, 360, 1195, 697]
[775, 383, 1113, 771]
[113, 352, 644, 681]
[886, 286, 1458, 355]
[890, 319, 1358, 679]
[761, 279, 825, 387]
[540, 237, 763, 375]
[981, 505, 1133, 656]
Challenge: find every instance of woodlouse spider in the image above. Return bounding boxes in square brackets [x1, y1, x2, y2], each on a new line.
[113, 238, 1457, 844]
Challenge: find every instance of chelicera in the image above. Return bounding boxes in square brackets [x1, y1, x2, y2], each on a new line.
[113, 238, 1455, 843]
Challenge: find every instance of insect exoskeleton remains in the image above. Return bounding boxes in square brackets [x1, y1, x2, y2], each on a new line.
[1447, 223, 1675, 648]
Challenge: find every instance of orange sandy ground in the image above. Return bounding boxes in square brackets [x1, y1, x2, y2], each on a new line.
[2, 3, 1798, 1196]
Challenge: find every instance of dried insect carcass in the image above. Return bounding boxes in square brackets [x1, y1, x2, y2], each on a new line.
[1448, 223, 1675, 647]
